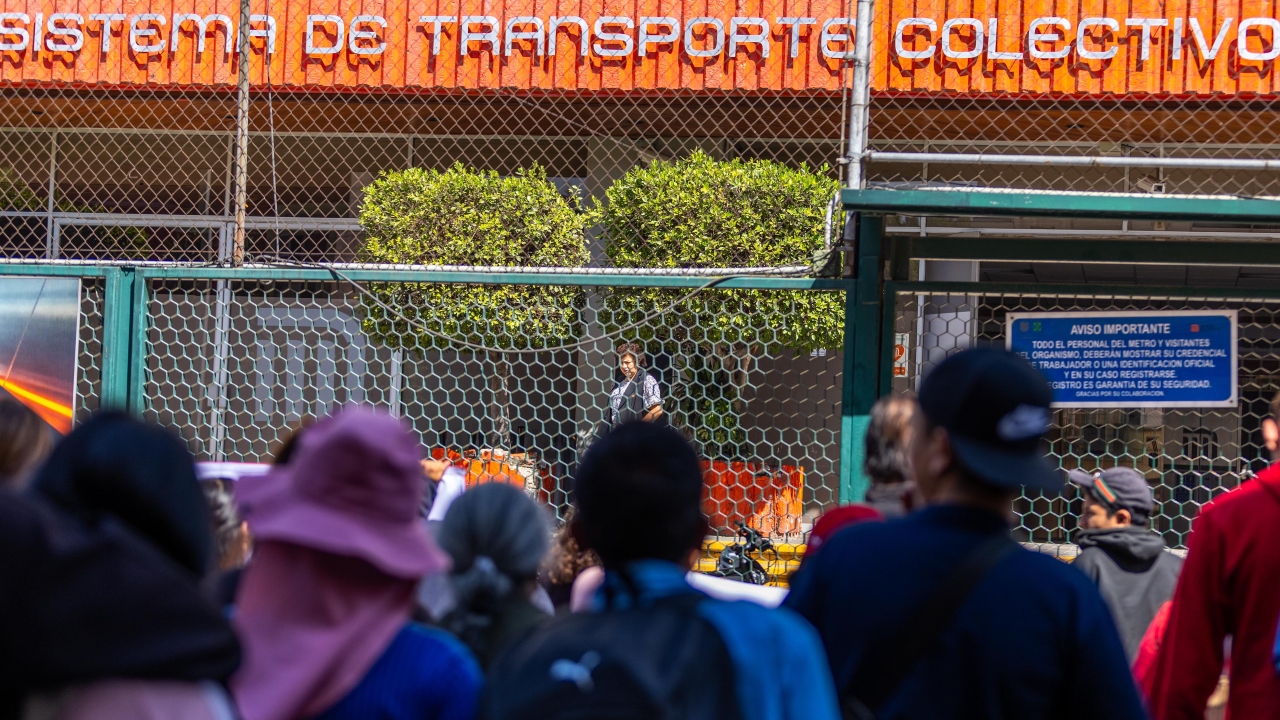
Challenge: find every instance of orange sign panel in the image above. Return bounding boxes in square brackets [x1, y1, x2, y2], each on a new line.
[0, 0, 1276, 94]
[878, 0, 1280, 96]
[0, 0, 854, 91]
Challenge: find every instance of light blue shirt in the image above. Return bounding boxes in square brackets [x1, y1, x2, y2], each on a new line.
[595, 560, 841, 720]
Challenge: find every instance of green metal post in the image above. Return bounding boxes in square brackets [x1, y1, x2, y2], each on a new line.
[126, 269, 148, 415]
[839, 214, 885, 503]
[100, 266, 146, 414]
[839, 284, 860, 502]
[880, 234, 909, 396]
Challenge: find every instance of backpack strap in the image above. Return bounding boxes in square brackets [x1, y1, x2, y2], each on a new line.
[841, 533, 1017, 720]
[601, 566, 708, 613]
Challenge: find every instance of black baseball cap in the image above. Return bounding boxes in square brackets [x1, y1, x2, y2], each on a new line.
[918, 347, 1061, 492]
[1067, 467, 1154, 519]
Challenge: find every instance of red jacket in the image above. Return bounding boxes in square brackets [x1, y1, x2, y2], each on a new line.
[1148, 461, 1280, 720]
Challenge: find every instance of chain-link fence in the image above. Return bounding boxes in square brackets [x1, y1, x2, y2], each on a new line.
[890, 285, 1280, 549]
[0, 0, 858, 263]
[2, 0, 1280, 262]
[4, 0, 1280, 578]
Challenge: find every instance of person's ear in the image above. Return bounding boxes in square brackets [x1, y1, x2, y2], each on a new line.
[915, 426, 954, 501]
[1264, 418, 1280, 456]
[1114, 508, 1132, 527]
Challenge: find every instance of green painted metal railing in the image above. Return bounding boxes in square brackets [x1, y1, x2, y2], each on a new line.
[0, 261, 866, 504]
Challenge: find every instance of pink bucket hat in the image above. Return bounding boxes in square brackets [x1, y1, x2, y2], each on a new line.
[235, 407, 449, 579]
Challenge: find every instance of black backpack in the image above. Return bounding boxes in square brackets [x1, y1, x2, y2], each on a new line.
[480, 587, 741, 720]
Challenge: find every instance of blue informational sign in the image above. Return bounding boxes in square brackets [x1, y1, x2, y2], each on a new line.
[1006, 311, 1238, 408]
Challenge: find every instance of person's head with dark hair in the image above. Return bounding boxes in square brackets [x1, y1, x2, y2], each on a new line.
[0, 397, 55, 490]
[543, 507, 601, 587]
[572, 420, 707, 568]
[910, 348, 1060, 515]
[617, 341, 646, 382]
[271, 418, 313, 466]
[617, 341, 646, 367]
[31, 412, 211, 576]
[201, 478, 251, 571]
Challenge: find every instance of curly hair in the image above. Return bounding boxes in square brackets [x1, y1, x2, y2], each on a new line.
[616, 341, 646, 368]
[542, 509, 601, 585]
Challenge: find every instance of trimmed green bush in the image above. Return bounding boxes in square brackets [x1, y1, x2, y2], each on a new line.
[358, 164, 591, 449]
[599, 151, 842, 456]
[358, 163, 591, 350]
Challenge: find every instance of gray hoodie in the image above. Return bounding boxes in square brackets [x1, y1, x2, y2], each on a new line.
[1073, 526, 1183, 661]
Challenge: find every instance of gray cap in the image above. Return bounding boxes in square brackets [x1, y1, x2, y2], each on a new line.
[1067, 467, 1154, 517]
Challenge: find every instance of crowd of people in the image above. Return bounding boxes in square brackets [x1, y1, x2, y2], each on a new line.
[1, 345, 1279, 719]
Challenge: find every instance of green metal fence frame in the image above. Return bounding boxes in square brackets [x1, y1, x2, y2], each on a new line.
[0, 262, 863, 500]
[842, 187, 1280, 507]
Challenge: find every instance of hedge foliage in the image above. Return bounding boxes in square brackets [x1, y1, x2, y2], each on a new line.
[356, 156, 841, 457]
[599, 151, 843, 354]
[598, 151, 843, 455]
[357, 164, 591, 350]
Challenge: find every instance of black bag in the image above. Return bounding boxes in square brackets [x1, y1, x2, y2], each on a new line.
[612, 368, 651, 426]
[481, 588, 741, 720]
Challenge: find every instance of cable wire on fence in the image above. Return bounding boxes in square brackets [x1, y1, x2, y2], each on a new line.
[249, 254, 833, 355]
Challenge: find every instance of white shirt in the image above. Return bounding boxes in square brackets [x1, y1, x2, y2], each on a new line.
[609, 373, 662, 422]
[426, 465, 467, 521]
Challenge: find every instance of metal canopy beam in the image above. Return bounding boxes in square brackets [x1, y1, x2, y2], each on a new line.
[908, 237, 1280, 266]
[842, 188, 1280, 224]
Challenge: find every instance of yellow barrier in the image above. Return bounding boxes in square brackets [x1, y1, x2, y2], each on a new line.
[698, 539, 806, 588]
[694, 540, 1080, 589]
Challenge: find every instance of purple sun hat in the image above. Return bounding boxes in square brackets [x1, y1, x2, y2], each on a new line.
[235, 407, 449, 579]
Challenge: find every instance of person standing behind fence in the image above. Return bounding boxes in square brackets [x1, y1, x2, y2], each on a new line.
[785, 348, 1144, 720]
[1147, 390, 1280, 720]
[608, 343, 663, 426]
[433, 483, 553, 670]
[862, 394, 918, 519]
[231, 408, 480, 720]
[1067, 467, 1182, 663]
[481, 421, 839, 720]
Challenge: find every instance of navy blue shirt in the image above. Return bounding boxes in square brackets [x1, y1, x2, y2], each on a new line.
[312, 623, 481, 720]
[785, 505, 1146, 720]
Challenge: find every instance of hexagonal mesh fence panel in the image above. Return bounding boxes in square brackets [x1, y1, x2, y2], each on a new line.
[891, 289, 1280, 550]
[145, 276, 844, 543]
[75, 277, 105, 423]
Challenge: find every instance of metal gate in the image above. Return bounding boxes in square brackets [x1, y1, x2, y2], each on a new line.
[840, 193, 1280, 551]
